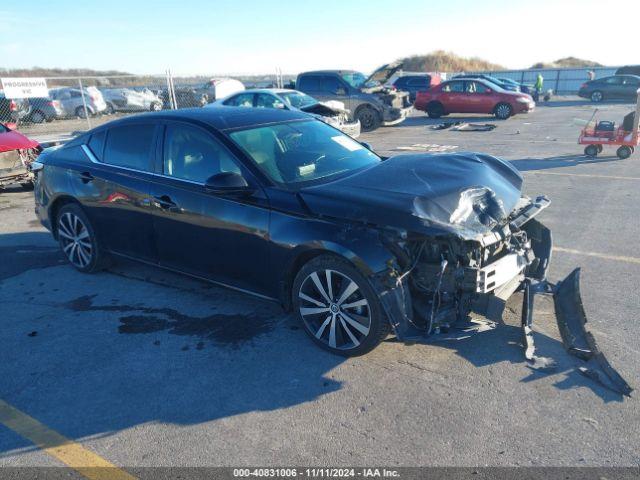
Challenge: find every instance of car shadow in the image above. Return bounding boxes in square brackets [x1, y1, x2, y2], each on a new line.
[0, 231, 625, 460]
[540, 99, 636, 108]
[510, 153, 624, 172]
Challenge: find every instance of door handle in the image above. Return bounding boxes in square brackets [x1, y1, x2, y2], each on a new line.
[79, 171, 94, 183]
[152, 195, 177, 210]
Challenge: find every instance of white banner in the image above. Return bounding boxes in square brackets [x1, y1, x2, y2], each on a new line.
[1, 77, 49, 98]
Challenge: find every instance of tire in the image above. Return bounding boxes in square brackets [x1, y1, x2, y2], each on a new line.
[584, 145, 599, 157]
[597, 144, 603, 153]
[591, 91, 604, 103]
[75, 106, 88, 119]
[56, 203, 108, 273]
[426, 102, 444, 119]
[30, 110, 46, 124]
[105, 102, 116, 115]
[616, 146, 632, 159]
[355, 106, 381, 132]
[292, 255, 389, 356]
[20, 181, 34, 191]
[494, 102, 513, 119]
[150, 101, 162, 112]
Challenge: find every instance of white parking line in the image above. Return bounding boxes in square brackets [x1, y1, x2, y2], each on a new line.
[554, 246, 640, 265]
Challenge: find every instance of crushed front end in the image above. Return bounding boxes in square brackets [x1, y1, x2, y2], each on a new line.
[373, 193, 632, 397]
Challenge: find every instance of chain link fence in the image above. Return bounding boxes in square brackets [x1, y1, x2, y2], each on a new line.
[1, 72, 288, 140]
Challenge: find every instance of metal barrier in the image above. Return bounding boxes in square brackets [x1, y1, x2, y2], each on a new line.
[463, 66, 619, 94]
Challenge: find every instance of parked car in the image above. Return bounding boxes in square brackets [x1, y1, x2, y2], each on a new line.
[101, 88, 163, 114]
[453, 74, 520, 92]
[578, 75, 640, 103]
[297, 62, 412, 132]
[25, 97, 64, 123]
[194, 78, 245, 103]
[415, 78, 535, 119]
[391, 73, 442, 102]
[49, 87, 107, 118]
[33, 107, 560, 356]
[0, 92, 29, 124]
[496, 77, 532, 95]
[0, 123, 40, 189]
[615, 66, 640, 76]
[210, 88, 361, 138]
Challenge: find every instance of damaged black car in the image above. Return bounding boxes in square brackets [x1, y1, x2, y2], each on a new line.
[31, 108, 631, 395]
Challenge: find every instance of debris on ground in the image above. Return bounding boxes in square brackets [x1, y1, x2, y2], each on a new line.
[393, 144, 458, 152]
[431, 121, 497, 132]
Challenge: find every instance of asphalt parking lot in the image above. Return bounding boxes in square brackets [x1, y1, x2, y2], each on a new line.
[1, 100, 639, 470]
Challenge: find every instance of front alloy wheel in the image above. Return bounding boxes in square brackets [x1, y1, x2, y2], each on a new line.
[293, 256, 388, 356]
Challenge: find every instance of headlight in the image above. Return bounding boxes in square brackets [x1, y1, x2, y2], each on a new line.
[516, 97, 531, 104]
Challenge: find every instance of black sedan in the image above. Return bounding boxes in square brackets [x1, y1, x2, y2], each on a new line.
[578, 75, 640, 102]
[31, 107, 554, 356]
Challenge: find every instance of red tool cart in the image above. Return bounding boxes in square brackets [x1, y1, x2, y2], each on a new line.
[579, 89, 640, 159]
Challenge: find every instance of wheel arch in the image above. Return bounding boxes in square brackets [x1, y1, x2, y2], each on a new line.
[48, 195, 82, 240]
[279, 241, 388, 311]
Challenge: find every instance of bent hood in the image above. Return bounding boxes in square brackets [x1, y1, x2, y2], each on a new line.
[364, 61, 404, 87]
[0, 130, 39, 153]
[298, 152, 524, 240]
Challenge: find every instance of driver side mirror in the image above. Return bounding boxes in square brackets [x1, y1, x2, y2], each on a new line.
[204, 172, 253, 195]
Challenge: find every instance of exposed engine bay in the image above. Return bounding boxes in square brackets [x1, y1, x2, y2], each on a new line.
[371, 193, 632, 397]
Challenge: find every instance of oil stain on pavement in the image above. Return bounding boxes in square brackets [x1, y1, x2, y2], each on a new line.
[65, 294, 279, 347]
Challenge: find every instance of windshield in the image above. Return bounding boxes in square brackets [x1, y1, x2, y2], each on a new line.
[279, 91, 317, 109]
[229, 120, 380, 186]
[341, 72, 368, 89]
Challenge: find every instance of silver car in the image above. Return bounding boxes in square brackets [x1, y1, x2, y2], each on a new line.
[101, 87, 163, 113]
[49, 87, 107, 119]
[210, 88, 361, 138]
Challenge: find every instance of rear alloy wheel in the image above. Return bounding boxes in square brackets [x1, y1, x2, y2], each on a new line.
[150, 101, 162, 111]
[30, 110, 46, 123]
[617, 146, 632, 159]
[356, 106, 381, 132]
[293, 255, 388, 356]
[591, 91, 604, 103]
[427, 102, 444, 119]
[75, 106, 88, 119]
[57, 204, 106, 273]
[584, 145, 599, 157]
[494, 103, 512, 119]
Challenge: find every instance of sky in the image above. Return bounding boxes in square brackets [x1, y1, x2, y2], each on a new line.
[1, 0, 639, 76]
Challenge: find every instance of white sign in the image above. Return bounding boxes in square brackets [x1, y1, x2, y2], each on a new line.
[0, 77, 49, 99]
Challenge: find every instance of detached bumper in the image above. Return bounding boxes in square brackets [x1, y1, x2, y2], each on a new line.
[382, 106, 413, 126]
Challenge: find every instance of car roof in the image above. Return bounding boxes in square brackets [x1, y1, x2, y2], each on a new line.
[95, 107, 311, 131]
[240, 88, 301, 95]
[298, 70, 357, 75]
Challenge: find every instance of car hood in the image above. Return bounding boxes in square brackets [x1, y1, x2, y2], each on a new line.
[364, 61, 404, 87]
[0, 130, 39, 153]
[298, 152, 524, 240]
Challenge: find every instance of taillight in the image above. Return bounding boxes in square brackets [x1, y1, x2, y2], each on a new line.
[47, 101, 55, 106]
[9, 100, 16, 111]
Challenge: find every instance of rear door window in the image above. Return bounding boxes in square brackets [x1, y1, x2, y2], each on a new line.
[223, 93, 255, 107]
[103, 124, 156, 171]
[443, 81, 465, 93]
[298, 76, 321, 92]
[87, 130, 106, 160]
